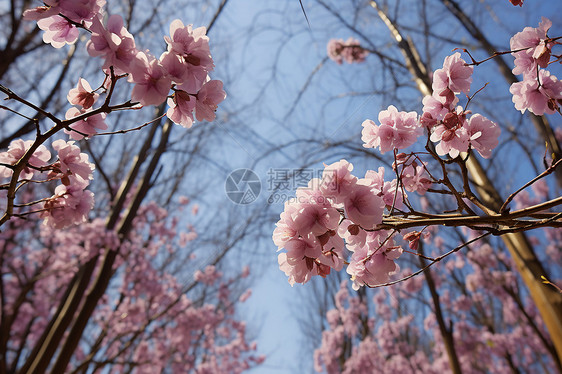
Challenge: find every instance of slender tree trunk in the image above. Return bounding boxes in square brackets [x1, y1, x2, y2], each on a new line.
[420, 245, 463, 374]
[370, 1, 562, 367]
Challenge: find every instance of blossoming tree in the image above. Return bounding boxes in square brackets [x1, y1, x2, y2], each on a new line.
[0, 1, 264, 372]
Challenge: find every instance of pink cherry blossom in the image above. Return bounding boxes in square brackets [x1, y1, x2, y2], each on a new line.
[277, 232, 336, 286]
[159, 51, 190, 85]
[278, 252, 315, 286]
[400, 162, 432, 195]
[510, 69, 562, 115]
[361, 105, 422, 154]
[317, 233, 346, 271]
[319, 160, 358, 202]
[239, 289, 252, 302]
[429, 108, 470, 158]
[194, 80, 226, 122]
[0, 139, 51, 180]
[164, 20, 214, 93]
[296, 178, 334, 207]
[273, 204, 300, 249]
[129, 52, 172, 106]
[51, 139, 95, 182]
[57, 0, 106, 25]
[67, 78, 99, 109]
[346, 231, 402, 290]
[285, 235, 323, 265]
[36, 15, 79, 48]
[167, 90, 196, 128]
[343, 183, 385, 230]
[327, 38, 369, 65]
[86, 14, 137, 75]
[362, 168, 404, 209]
[22, 6, 58, 21]
[193, 265, 222, 285]
[421, 94, 458, 129]
[42, 185, 95, 229]
[64, 107, 108, 139]
[465, 114, 501, 158]
[432, 52, 473, 96]
[292, 203, 340, 236]
[511, 17, 553, 77]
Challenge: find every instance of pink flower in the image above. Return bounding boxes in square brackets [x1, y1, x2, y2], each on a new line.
[285, 235, 323, 265]
[346, 231, 402, 290]
[42, 185, 94, 229]
[465, 114, 501, 158]
[129, 52, 172, 106]
[343, 183, 385, 230]
[64, 107, 108, 140]
[510, 70, 562, 115]
[430, 108, 470, 158]
[0, 139, 51, 180]
[194, 80, 226, 122]
[26, 0, 105, 24]
[361, 105, 422, 154]
[159, 51, 190, 85]
[317, 233, 345, 271]
[421, 94, 458, 129]
[400, 162, 432, 195]
[193, 265, 222, 285]
[37, 15, 79, 48]
[52, 139, 95, 182]
[273, 204, 300, 249]
[56, 0, 106, 25]
[164, 20, 214, 93]
[432, 52, 473, 96]
[86, 14, 137, 75]
[239, 289, 252, 303]
[363, 167, 404, 208]
[167, 90, 196, 128]
[278, 252, 315, 286]
[23, 6, 58, 21]
[511, 17, 552, 77]
[319, 160, 358, 202]
[327, 38, 369, 64]
[278, 234, 326, 286]
[338, 219, 367, 251]
[292, 204, 340, 236]
[67, 78, 98, 109]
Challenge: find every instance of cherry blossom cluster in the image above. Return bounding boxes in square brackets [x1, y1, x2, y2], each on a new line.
[274, 160, 407, 290]
[1, 200, 263, 372]
[274, 51, 507, 288]
[509, 17, 562, 115]
[24, 2, 226, 129]
[362, 52, 501, 159]
[2, 2, 228, 229]
[0, 138, 95, 229]
[314, 238, 559, 374]
[327, 37, 369, 65]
